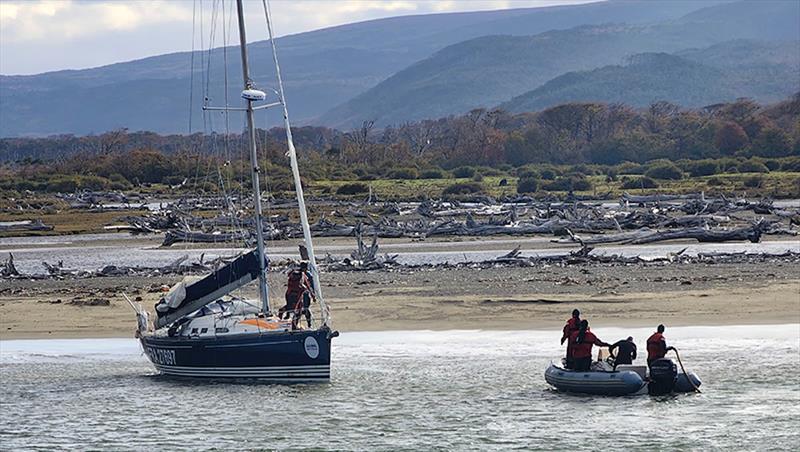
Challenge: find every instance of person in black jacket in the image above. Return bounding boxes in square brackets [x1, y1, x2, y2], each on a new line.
[608, 336, 637, 370]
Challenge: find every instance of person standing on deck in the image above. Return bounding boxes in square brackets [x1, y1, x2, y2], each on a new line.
[608, 336, 637, 370]
[299, 261, 316, 328]
[281, 262, 313, 324]
[569, 320, 610, 372]
[646, 324, 674, 368]
[561, 309, 581, 369]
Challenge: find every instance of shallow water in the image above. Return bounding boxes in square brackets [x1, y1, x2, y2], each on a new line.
[2, 237, 798, 275]
[2, 325, 799, 451]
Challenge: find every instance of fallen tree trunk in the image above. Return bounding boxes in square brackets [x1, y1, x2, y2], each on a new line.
[162, 230, 248, 247]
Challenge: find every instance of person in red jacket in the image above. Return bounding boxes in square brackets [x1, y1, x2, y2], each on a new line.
[646, 324, 674, 368]
[560, 309, 581, 369]
[569, 320, 610, 372]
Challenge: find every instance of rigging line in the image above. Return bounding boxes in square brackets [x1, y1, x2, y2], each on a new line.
[204, 0, 220, 107]
[188, 0, 197, 133]
[262, 0, 329, 326]
[194, 0, 207, 194]
[221, 0, 232, 198]
[204, 0, 222, 184]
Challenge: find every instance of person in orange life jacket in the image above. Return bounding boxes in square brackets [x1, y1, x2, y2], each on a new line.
[569, 319, 610, 372]
[646, 324, 674, 368]
[608, 336, 637, 370]
[560, 309, 581, 369]
[280, 262, 313, 322]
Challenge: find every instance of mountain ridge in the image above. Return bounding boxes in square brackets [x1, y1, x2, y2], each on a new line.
[0, 0, 731, 136]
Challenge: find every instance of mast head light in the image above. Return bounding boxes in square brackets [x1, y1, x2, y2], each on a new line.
[242, 89, 267, 101]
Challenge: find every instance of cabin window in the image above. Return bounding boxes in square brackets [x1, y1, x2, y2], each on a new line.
[191, 328, 198, 334]
[215, 327, 229, 333]
[200, 328, 208, 334]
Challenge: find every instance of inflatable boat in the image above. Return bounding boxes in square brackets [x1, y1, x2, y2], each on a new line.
[545, 358, 701, 396]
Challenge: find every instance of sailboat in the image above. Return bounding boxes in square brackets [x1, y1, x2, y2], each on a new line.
[129, 0, 337, 381]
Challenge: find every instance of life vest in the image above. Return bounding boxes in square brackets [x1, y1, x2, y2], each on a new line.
[647, 332, 667, 360]
[286, 270, 307, 296]
[570, 330, 597, 359]
[563, 317, 580, 336]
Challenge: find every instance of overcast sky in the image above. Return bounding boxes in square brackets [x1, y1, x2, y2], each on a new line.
[0, 0, 593, 75]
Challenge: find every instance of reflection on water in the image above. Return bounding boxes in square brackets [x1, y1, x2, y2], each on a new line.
[2, 326, 799, 450]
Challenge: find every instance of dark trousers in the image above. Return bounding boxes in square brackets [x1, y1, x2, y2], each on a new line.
[573, 357, 591, 372]
[280, 293, 300, 319]
[565, 343, 574, 369]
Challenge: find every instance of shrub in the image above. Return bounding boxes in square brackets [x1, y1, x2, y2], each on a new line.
[616, 162, 645, 175]
[336, 182, 369, 195]
[329, 170, 356, 181]
[542, 175, 592, 192]
[707, 177, 726, 186]
[452, 166, 476, 178]
[570, 164, 594, 176]
[442, 182, 483, 196]
[517, 169, 539, 179]
[780, 156, 800, 172]
[516, 177, 538, 193]
[477, 167, 504, 177]
[388, 167, 419, 179]
[683, 160, 719, 177]
[572, 177, 593, 191]
[163, 175, 185, 186]
[737, 160, 769, 173]
[540, 168, 557, 180]
[47, 177, 78, 193]
[621, 176, 659, 189]
[15, 180, 41, 191]
[763, 159, 781, 171]
[79, 175, 111, 191]
[419, 169, 445, 179]
[644, 162, 683, 180]
[472, 173, 484, 182]
[743, 176, 763, 188]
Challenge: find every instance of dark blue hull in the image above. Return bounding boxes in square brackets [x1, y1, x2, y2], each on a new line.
[140, 328, 332, 381]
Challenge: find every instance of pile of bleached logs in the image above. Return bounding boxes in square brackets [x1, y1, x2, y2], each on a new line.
[109, 192, 799, 247]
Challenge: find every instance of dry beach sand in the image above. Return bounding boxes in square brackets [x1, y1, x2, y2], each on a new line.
[1, 258, 798, 339]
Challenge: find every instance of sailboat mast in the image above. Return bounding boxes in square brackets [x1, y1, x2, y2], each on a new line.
[262, 0, 329, 326]
[236, 0, 270, 313]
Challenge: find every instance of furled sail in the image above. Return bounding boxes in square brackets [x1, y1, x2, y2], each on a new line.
[154, 250, 266, 329]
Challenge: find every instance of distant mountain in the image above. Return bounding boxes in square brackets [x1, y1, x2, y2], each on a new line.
[319, 0, 799, 128]
[0, 0, 729, 137]
[500, 41, 800, 112]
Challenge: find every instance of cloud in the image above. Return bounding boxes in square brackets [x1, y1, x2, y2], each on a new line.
[0, 0, 191, 43]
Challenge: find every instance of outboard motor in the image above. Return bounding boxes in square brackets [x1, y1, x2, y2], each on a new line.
[648, 358, 678, 395]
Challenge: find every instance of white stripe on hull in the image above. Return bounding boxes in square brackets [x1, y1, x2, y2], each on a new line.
[153, 364, 330, 380]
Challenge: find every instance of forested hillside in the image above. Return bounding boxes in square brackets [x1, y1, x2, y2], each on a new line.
[320, 1, 799, 128]
[500, 42, 799, 112]
[0, 0, 723, 137]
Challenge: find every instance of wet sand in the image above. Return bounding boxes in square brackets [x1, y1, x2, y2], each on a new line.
[1, 259, 798, 339]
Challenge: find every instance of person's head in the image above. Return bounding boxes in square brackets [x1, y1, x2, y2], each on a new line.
[657, 324, 665, 333]
[572, 309, 580, 319]
[577, 319, 589, 343]
[627, 336, 634, 342]
[300, 261, 308, 271]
